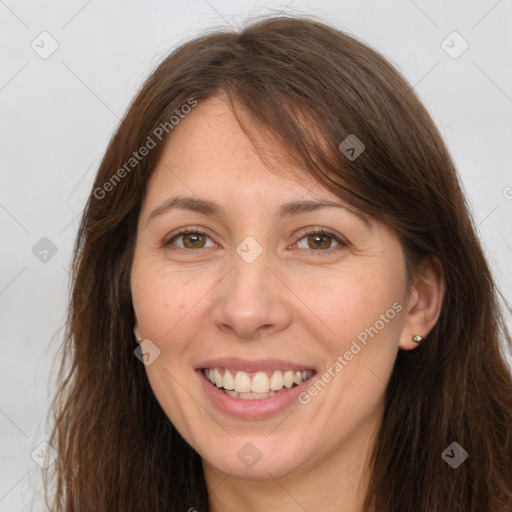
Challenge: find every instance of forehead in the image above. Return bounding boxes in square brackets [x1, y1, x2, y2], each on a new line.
[142, 96, 326, 208]
[138, 98, 375, 235]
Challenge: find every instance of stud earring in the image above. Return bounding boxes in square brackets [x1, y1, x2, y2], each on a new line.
[412, 334, 424, 344]
[133, 327, 142, 343]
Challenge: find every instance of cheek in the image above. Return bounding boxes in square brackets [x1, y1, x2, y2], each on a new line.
[304, 278, 403, 422]
[130, 265, 202, 424]
[295, 265, 404, 348]
[131, 262, 202, 348]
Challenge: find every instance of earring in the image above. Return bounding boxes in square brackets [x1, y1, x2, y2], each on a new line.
[133, 327, 142, 343]
[412, 334, 424, 344]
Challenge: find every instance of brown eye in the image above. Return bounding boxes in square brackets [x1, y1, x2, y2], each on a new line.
[295, 229, 345, 254]
[165, 230, 214, 250]
[308, 234, 333, 250]
[182, 232, 206, 249]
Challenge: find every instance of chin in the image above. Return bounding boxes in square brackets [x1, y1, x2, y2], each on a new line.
[197, 431, 313, 480]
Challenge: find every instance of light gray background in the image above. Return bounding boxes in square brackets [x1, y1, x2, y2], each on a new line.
[1, 1, 511, 510]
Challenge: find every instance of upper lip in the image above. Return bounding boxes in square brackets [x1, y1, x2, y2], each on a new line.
[196, 357, 316, 373]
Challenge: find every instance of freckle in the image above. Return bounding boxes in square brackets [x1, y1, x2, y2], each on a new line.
[165, 301, 185, 310]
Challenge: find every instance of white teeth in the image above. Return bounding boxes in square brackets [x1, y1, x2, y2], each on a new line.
[269, 370, 283, 390]
[222, 369, 234, 390]
[239, 392, 263, 400]
[251, 372, 270, 393]
[225, 389, 280, 399]
[283, 370, 294, 388]
[203, 367, 313, 398]
[214, 368, 223, 387]
[233, 371, 251, 393]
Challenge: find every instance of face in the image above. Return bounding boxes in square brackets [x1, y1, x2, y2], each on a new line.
[130, 96, 414, 482]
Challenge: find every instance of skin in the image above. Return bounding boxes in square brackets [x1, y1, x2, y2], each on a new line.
[130, 96, 444, 512]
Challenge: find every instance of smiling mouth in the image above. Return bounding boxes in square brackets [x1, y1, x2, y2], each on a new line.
[202, 367, 315, 400]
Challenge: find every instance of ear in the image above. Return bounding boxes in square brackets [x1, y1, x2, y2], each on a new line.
[399, 256, 445, 350]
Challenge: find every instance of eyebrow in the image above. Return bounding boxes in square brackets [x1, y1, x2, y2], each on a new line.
[146, 195, 372, 230]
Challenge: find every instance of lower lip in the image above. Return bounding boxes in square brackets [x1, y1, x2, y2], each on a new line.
[196, 369, 315, 420]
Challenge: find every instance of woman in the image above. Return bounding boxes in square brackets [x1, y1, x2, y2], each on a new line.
[46, 15, 512, 512]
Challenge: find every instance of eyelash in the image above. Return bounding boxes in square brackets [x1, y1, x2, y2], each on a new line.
[162, 226, 348, 256]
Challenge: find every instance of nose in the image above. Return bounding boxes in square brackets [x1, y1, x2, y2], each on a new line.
[211, 251, 292, 340]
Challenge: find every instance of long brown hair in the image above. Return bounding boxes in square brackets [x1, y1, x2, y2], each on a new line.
[46, 15, 512, 511]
